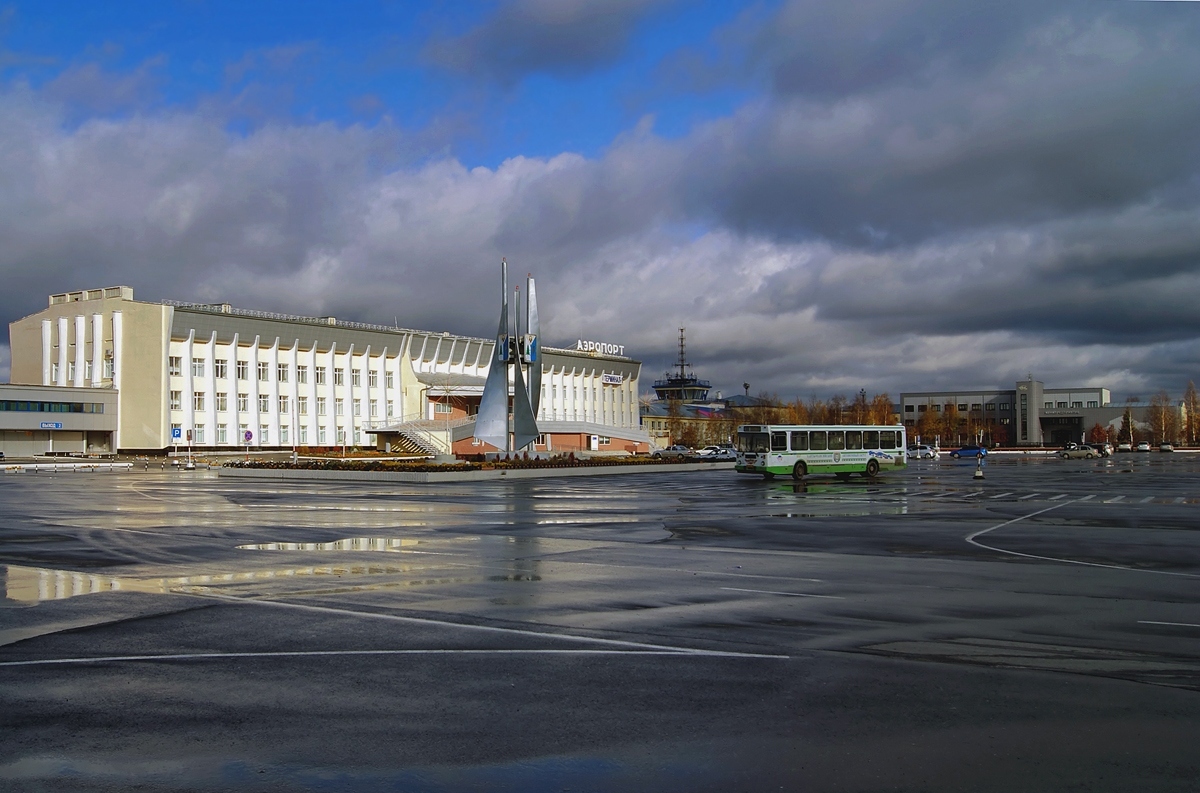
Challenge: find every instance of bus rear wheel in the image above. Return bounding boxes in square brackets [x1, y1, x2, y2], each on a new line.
[865, 459, 880, 478]
[792, 461, 807, 480]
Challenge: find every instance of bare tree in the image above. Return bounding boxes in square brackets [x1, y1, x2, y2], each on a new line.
[868, 393, 894, 425]
[1184, 381, 1199, 445]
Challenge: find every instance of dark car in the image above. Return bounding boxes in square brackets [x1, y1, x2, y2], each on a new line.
[949, 445, 987, 459]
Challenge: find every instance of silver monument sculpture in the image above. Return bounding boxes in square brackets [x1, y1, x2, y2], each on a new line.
[474, 259, 540, 452]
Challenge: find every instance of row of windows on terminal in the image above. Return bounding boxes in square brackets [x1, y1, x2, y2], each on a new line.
[168, 357, 394, 389]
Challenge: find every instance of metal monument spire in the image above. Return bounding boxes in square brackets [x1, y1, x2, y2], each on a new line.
[474, 259, 540, 452]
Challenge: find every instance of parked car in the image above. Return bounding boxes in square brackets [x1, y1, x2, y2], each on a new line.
[695, 445, 736, 461]
[1060, 446, 1098, 459]
[0, 450, 5, 460]
[1116, 443, 1133, 453]
[1136, 442, 1152, 452]
[1082, 443, 1111, 457]
[1160, 443, 1175, 452]
[906, 444, 938, 459]
[652, 445, 692, 459]
[949, 445, 987, 459]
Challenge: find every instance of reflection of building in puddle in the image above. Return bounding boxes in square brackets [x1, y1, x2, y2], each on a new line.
[1, 562, 432, 605]
[238, 537, 465, 553]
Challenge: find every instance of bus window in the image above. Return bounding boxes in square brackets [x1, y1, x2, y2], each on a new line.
[736, 432, 769, 453]
[828, 431, 845, 450]
[880, 431, 896, 449]
[771, 431, 788, 451]
[790, 431, 808, 451]
[809, 431, 827, 451]
[845, 431, 862, 450]
[863, 430, 879, 449]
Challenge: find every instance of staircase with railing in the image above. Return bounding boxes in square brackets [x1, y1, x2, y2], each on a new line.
[363, 417, 475, 457]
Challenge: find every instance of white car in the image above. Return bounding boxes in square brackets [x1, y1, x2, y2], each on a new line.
[696, 445, 736, 461]
[906, 444, 938, 459]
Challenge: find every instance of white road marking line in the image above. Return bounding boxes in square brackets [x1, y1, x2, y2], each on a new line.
[1078, 495, 1095, 502]
[1019, 493, 1040, 500]
[1049, 494, 1069, 501]
[965, 501, 1200, 578]
[1174, 497, 1186, 504]
[0, 647, 790, 669]
[989, 492, 1013, 499]
[189, 593, 787, 658]
[962, 491, 984, 499]
[1138, 620, 1200, 629]
[1139, 496, 1154, 503]
[1104, 495, 1125, 503]
[720, 587, 844, 600]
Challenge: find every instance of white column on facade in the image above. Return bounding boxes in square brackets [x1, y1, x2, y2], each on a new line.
[90, 314, 104, 387]
[359, 345, 370, 444]
[287, 341, 299, 449]
[111, 311, 124, 450]
[268, 338, 280, 447]
[56, 317, 69, 386]
[41, 320, 52, 385]
[72, 315, 86, 387]
[306, 343, 318, 446]
[378, 346, 389, 426]
[345, 344, 356, 445]
[249, 336, 261, 446]
[326, 342, 337, 446]
[183, 330, 195, 444]
[204, 332, 218, 446]
[229, 333, 240, 446]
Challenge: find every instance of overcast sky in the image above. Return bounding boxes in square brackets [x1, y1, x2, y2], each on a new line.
[2, 0, 1198, 401]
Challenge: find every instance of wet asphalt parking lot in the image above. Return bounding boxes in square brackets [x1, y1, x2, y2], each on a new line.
[1, 453, 1199, 792]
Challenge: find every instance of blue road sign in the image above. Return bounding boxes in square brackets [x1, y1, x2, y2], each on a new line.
[244, 430, 254, 443]
[40, 422, 63, 430]
[172, 427, 182, 440]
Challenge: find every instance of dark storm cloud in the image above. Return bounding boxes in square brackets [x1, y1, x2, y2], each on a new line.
[422, 0, 671, 83]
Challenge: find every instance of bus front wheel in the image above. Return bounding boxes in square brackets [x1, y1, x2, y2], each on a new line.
[792, 461, 807, 481]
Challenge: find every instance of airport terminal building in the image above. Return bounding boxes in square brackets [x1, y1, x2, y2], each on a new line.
[6, 286, 650, 456]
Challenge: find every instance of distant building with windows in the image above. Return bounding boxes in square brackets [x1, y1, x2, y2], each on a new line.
[900, 377, 1185, 446]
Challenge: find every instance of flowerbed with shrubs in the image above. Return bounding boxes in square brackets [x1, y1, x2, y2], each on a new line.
[224, 453, 710, 472]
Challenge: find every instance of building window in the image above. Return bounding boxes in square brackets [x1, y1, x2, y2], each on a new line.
[104, 360, 114, 379]
[68, 362, 76, 382]
[277, 364, 289, 383]
[298, 396, 308, 415]
[352, 370, 361, 387]
[279, 395, 289, 413]
[316, 366, 326, 385]
[353, 429, 361, 445]
[335, 398, 344, 416]
[214, 359, 227, 379]
[957, 403, 967, 411]
[193, 392, 205, 411]
[1087, 401, 1098, 408]
[216, 392, 227, 412]
[1057, 402, 1067, 408]
[317, 397, 327, 416]
[999, 403, 1009, 411]
[1071, 402, 1082, 409]
[917, 404, 927, 412]
[434, 401, 452, 414]
[217, 423, 227, 444]
[904, 405, 914, 412]
[168, 357, 182, 377]
[368, 370, 377, 388]
[385, 372, 393, 389]
[299, 426, 308, 444]
[971, 403, 981, 411]
[192, 358, 205, 377]
[334, 369, 344, 386]
[318, 425, 327, 444]
[258, 394, 270, 413]
[257, 361, 269, 382]
[370, 399, 378, 417]
[194, 425, 205, 444]
[280, 425, 289, 444]
[169, 391, 182, 411]
[387, 401, 394, 418]
[932, 405, 941, 412]
[986, 403, 996, 411]
[237, 393, 249, 412]
[1000, 418, 1011, 425]
[336, 427, 345, 444]
[85, 361, 92, 381]
[237, 360, 249, 381]
[239, 424, 248, 444]
[353, 399, 361, 417]
[297, 365, 308, 384]
[260, 426, 269, 445]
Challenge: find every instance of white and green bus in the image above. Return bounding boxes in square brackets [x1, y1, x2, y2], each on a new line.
[735, 424, 907, 480]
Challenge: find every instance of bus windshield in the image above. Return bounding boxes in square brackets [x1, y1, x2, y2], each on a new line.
[736, 432, 770, 453]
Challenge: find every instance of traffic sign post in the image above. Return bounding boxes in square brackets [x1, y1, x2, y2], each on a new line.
[244, 429, 253, 461]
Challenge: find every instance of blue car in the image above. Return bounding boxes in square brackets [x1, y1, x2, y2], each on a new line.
[949, 445, 987, 459]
